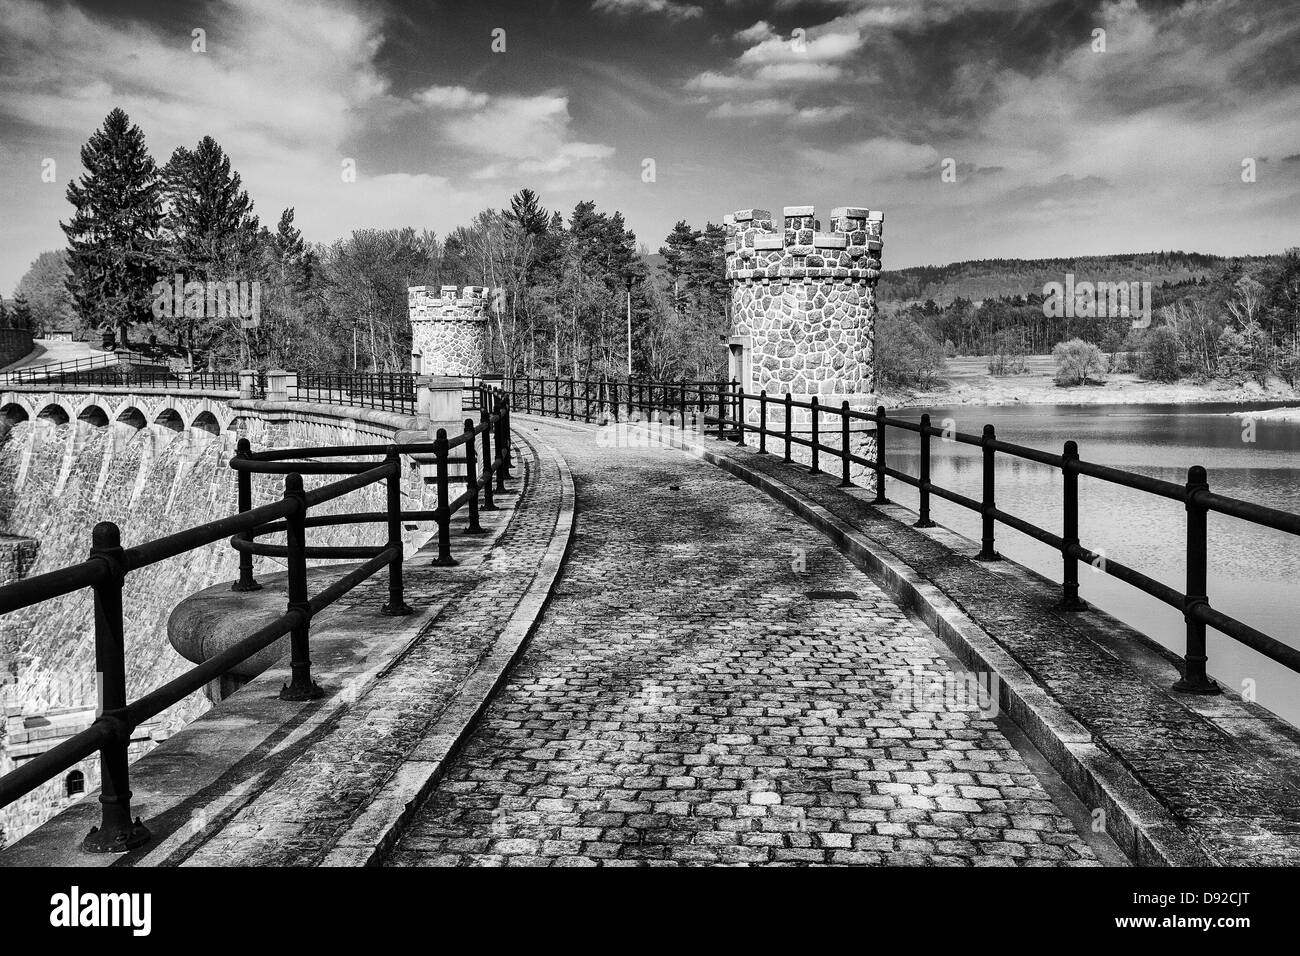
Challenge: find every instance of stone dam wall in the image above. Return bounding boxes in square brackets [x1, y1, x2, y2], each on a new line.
[0, 396, 441, 846]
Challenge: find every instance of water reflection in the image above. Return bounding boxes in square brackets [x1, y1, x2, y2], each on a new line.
[889, 402, 1300, 728]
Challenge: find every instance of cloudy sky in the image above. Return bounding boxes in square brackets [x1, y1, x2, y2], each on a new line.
[0, 0, 1297, 294]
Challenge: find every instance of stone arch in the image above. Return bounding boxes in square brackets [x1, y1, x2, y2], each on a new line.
[115, 406, 147, 430]
[154, 407, 184, 432]
[36, 402, 70, 425]
[190, 411, 220, 436]
[1, 402, 29, 426]
[77, 404, 110, 427]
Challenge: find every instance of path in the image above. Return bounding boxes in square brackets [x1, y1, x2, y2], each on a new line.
[383, 418, 1117, 866]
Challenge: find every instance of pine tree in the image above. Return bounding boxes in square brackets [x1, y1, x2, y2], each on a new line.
[61, 108, 164, 349]
[12, 294, 33, 331]
[162, 135, 260, 278]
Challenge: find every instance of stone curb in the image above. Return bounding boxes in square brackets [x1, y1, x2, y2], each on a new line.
[318, 427, 578, 866]
[615, 419, 1211, 868]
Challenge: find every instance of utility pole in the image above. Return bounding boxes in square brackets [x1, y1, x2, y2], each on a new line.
[625, 273, 633, 376]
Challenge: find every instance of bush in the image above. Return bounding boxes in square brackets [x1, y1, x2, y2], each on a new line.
[1139, 326, 1182, 382]
[877, 313, 947, 389]
[1051, 338, 1104, 386]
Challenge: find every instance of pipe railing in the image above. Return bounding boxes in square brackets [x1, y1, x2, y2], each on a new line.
[508, 374, 1300, 694]
[0, 383, 514, 853]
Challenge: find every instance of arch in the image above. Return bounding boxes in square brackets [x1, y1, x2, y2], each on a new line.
[36, 403, 70, 425]
[77, 404, 110, 427]
[65, 770, 85, 797]
[1, 402, 29, 426]
[115, 406, 147, 430]
[154, 407, 184, 432]
[190, 411, 220, 436]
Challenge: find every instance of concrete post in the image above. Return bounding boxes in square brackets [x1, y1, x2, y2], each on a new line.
[238, 369, 257, 400]
[265, 369, 290, 403]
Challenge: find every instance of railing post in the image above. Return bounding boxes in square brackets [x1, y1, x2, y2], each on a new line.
[495, 392, 511, 490]
[736, 387, 746, 446]
[758, 391, 768, 454]
[1173, 465, 1220, 694]
[279, 472, 323, 700]
[83, 521, 150, 853]
[717, 382, 726, 439]
[915, 413, 936, 527]
[810, 397, 820, 473]
[840, 401, 851, 487]
[231, 437, 262, 592]
[480, 403, 497, 511]
[679, 383, 687, 431]
[462, 421, 485, 535]
[976, 424, 1000, 561]
[432, 428, 457, 567]
[784, 393, 793, 463]
[874, 406, 887, 503]
[1058, 440, 1084, 609]
[383, 448, 413, 614]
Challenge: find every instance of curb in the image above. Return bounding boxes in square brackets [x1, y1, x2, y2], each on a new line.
[627, 420, 1211, 867]
[319, 427, 577, 866]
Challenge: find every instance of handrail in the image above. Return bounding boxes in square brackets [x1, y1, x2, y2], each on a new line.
[507, 374, 1300, 695]
[0, 382, 515, 853]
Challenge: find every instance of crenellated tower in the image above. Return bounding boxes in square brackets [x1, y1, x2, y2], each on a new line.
[407, 285, 492, 377]
[725, 204, 883, 465]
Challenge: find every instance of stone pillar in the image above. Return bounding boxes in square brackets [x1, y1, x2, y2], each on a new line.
[725, 204, 883, 471]
[265, 369, 291, 403]
[408, 285, 492, 377]
[238, 369, 257, 400]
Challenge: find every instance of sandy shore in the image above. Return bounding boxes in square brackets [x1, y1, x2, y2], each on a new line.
[885, 356, 1300, 409]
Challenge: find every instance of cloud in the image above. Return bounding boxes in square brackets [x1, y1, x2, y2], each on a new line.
[591, 0, 703, 21]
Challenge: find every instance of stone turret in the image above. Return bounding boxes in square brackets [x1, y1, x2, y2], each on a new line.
[724, 204, 883, 466]
[408, 285, 492, 377]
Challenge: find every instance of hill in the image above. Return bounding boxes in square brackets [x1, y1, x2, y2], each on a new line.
[877, 252, 1271, 305]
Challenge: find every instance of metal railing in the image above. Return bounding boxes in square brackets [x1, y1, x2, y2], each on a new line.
[0, 349, 160, 385]
[296, 372, 416, 413]
[509, 374, 1300, 694]
[0, 384, 513, 853]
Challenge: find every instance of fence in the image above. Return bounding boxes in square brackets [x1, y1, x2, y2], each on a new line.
[0, 384, 513, 852]
[507, 374, 1300, 695]
[295, 371, 416, 413]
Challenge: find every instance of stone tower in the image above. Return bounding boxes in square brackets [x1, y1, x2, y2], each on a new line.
[724, 204, 883, 464]
[407, 285, 492, 377]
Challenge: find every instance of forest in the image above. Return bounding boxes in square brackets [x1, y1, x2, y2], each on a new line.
[4, 109, 1299, 394]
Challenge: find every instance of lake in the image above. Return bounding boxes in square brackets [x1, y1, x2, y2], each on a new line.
[885, 401, 1300, 728]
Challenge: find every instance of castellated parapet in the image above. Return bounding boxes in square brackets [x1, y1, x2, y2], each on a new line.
[408, 285, 492, 377]
[725, 205, 882, 403]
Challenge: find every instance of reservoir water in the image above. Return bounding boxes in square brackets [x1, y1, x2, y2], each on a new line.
[886, 401, 1300, 728]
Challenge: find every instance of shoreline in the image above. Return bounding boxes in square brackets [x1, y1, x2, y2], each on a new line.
[884, 359, 1300, 411]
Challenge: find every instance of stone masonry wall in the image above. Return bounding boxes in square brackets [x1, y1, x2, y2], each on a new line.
[408, 285, 491, 377]
[726, 204, 883, 474]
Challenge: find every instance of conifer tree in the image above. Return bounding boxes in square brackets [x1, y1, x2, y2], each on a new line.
[61, 108, 164, 349]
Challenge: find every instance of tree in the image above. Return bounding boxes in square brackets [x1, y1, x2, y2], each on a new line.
[160, 135, 261, 361]
[1138, 326, 1182, 382]
[14, 251, 77, 336]
[1052, 338, 1104, 386]
[877, 313, 946, 388]
[11, 294, 33, 331]
[62, 108, 165, 348]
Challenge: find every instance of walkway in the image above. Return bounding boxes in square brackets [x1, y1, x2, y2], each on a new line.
[383, 419, 1116, 866]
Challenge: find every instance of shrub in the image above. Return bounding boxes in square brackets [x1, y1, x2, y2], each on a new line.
[877, 313, 947, 389]
[1051, 338, 1104, 386]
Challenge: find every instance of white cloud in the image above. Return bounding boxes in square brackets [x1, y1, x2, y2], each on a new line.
[591, 0, 703, 21]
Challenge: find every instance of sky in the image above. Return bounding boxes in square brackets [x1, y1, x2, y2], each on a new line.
[0, 0, 1297, 294]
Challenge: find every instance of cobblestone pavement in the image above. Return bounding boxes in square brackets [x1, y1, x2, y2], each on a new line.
[706, 432, 1300, 866]
[178, 433, 562, 866]
[384, 420, 1108, 866]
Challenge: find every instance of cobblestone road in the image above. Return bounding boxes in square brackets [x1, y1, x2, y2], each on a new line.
[385, 420, 1107, 866]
